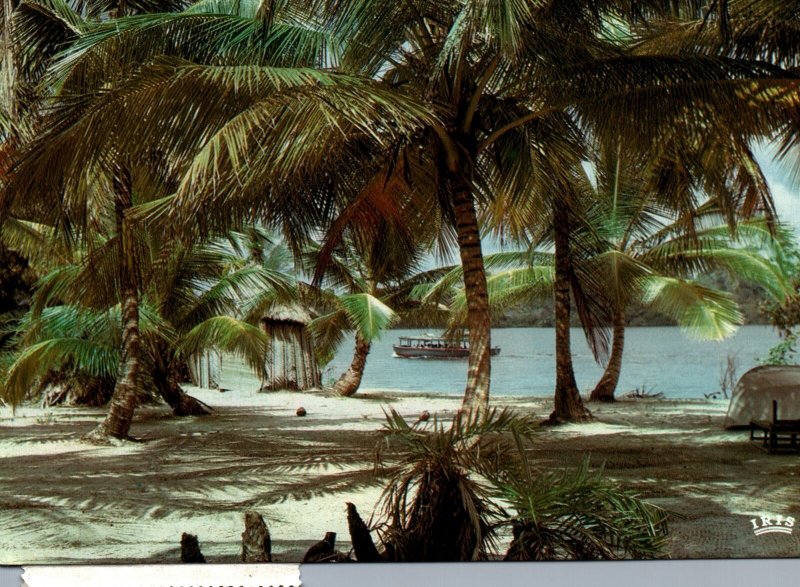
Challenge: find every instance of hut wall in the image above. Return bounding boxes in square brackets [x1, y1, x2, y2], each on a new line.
[188, 350, 222, 389]
[262, 321, 320, 391]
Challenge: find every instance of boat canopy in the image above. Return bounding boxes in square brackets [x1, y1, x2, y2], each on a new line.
[397, 336, 467, 348]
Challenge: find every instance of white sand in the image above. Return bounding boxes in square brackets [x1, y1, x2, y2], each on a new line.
[2, 383, 752, 565]
[0, 386, 473, 564]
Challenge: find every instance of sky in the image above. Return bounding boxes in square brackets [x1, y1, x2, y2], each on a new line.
[756, 145, 800, 230]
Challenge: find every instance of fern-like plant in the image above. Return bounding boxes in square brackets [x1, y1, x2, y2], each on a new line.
[496, 435, 669, 560]
[371, 410, 669, 561]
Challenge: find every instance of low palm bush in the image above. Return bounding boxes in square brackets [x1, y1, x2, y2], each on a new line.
[369, 409, 669, 562]
[498, 454, 669, 560]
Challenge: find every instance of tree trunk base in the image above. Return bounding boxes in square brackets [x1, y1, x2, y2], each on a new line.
[181, 533, 206, 563]
[331, 335, 371, 398]
[82, 424, 141, 445]
[172, 393, 213, 417]
[543, 406, 593, 426]
[331, 375, 360, 397]
[346, 502, 382, 562]
[588, 390, 615, 403]
[157, 376, 213, 417]
[241, 511, 272, 562]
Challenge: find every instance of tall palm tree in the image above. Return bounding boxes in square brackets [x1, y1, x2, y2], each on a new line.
[306, 0, 786, 418]
[0, 0, 202, 438]
[484, 106, 786, 420]
[4, 0, 795, 424]
[2, 0, 438, 436]
[582, 147, 793, 401]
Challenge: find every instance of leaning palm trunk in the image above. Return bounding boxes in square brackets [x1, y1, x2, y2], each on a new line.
[332, 333, 371, 397]
[154, 371, 212, 416]
[87, 170, 143, 441]
[151, 343, 212, 416]
[589, 310, 625, 402]
[452, 176, 492, 417]
[548, 207, 591, 424]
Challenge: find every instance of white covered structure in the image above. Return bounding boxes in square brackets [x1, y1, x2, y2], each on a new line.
[724, 365, 800, 428]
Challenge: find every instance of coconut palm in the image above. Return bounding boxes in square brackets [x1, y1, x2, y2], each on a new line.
[425, 198, 789, 409]
[581, 147, 793, 401]
[306, 246, 400, 397]
[633, 1, 800, 184]
[0, 228, 287, 418]
[304, 0, 791, 418]
[8, 0, 793, 425]
[0, 0, 192, 137]
[1, 0, 441, 438]
[0, 0, 210, 438]
[306, 213, 452, 397]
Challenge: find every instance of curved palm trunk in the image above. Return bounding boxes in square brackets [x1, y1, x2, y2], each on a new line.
[452, 178, 492, 417]
[548, 206, 591, 424]
[589, 310, 625, 402]
[151, 344, 212, 416]
[155, 372, 212, 416]
[332, 332, 371, 397]
[88, 279, 143, 440]
[86, 169, 144, 441]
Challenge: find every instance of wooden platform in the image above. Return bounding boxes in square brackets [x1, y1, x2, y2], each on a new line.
[749, 400, 800, 454]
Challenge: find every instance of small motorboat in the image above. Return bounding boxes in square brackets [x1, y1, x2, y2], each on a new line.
[393, 335, 501, 359]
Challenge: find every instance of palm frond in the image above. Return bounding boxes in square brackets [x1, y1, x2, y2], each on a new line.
[2, 337, 119, 406]
[178, 315, 269, 377]
[338, 293, 398, 342]
[498, 456, 669, 560]
[641, 276, 743, 340]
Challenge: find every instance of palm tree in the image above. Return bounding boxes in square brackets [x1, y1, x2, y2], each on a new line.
[483, 102, 788, 419]
[306, 216, 451, 397]
[416, 202, 786, 413]
[498, 456, 669, 560]
[582, 149, 793, 401]
[0, 0, 204, 438]
[307, 255, 399, 398]
[1, 228, 286, 418]
[307, 0, 786, 418]
[1, 0, 438, 437]
[4, 0, 795, 424]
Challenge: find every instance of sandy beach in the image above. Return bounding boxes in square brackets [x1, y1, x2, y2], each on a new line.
[1, 386, 799, 564]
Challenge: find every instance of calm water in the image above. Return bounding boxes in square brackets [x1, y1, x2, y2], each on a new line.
[325, 326, 782, 398]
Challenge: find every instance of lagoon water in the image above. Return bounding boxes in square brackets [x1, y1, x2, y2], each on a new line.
[326, 326, 782, 398]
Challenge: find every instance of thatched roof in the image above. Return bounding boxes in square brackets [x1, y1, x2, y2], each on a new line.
[261, 303, 313, 325]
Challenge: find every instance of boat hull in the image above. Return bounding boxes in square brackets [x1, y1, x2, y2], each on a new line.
[393, 345, 501, 359]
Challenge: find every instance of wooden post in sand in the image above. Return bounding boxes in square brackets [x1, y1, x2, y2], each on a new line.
[241, 511, 272, 562]
[180, 533, 206, 563]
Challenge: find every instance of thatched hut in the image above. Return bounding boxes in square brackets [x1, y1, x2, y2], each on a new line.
[260, 304, 321, 391]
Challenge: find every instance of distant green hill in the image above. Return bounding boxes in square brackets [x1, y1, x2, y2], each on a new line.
[492, 271, 771, 328]
[399, 270, 773, 329]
